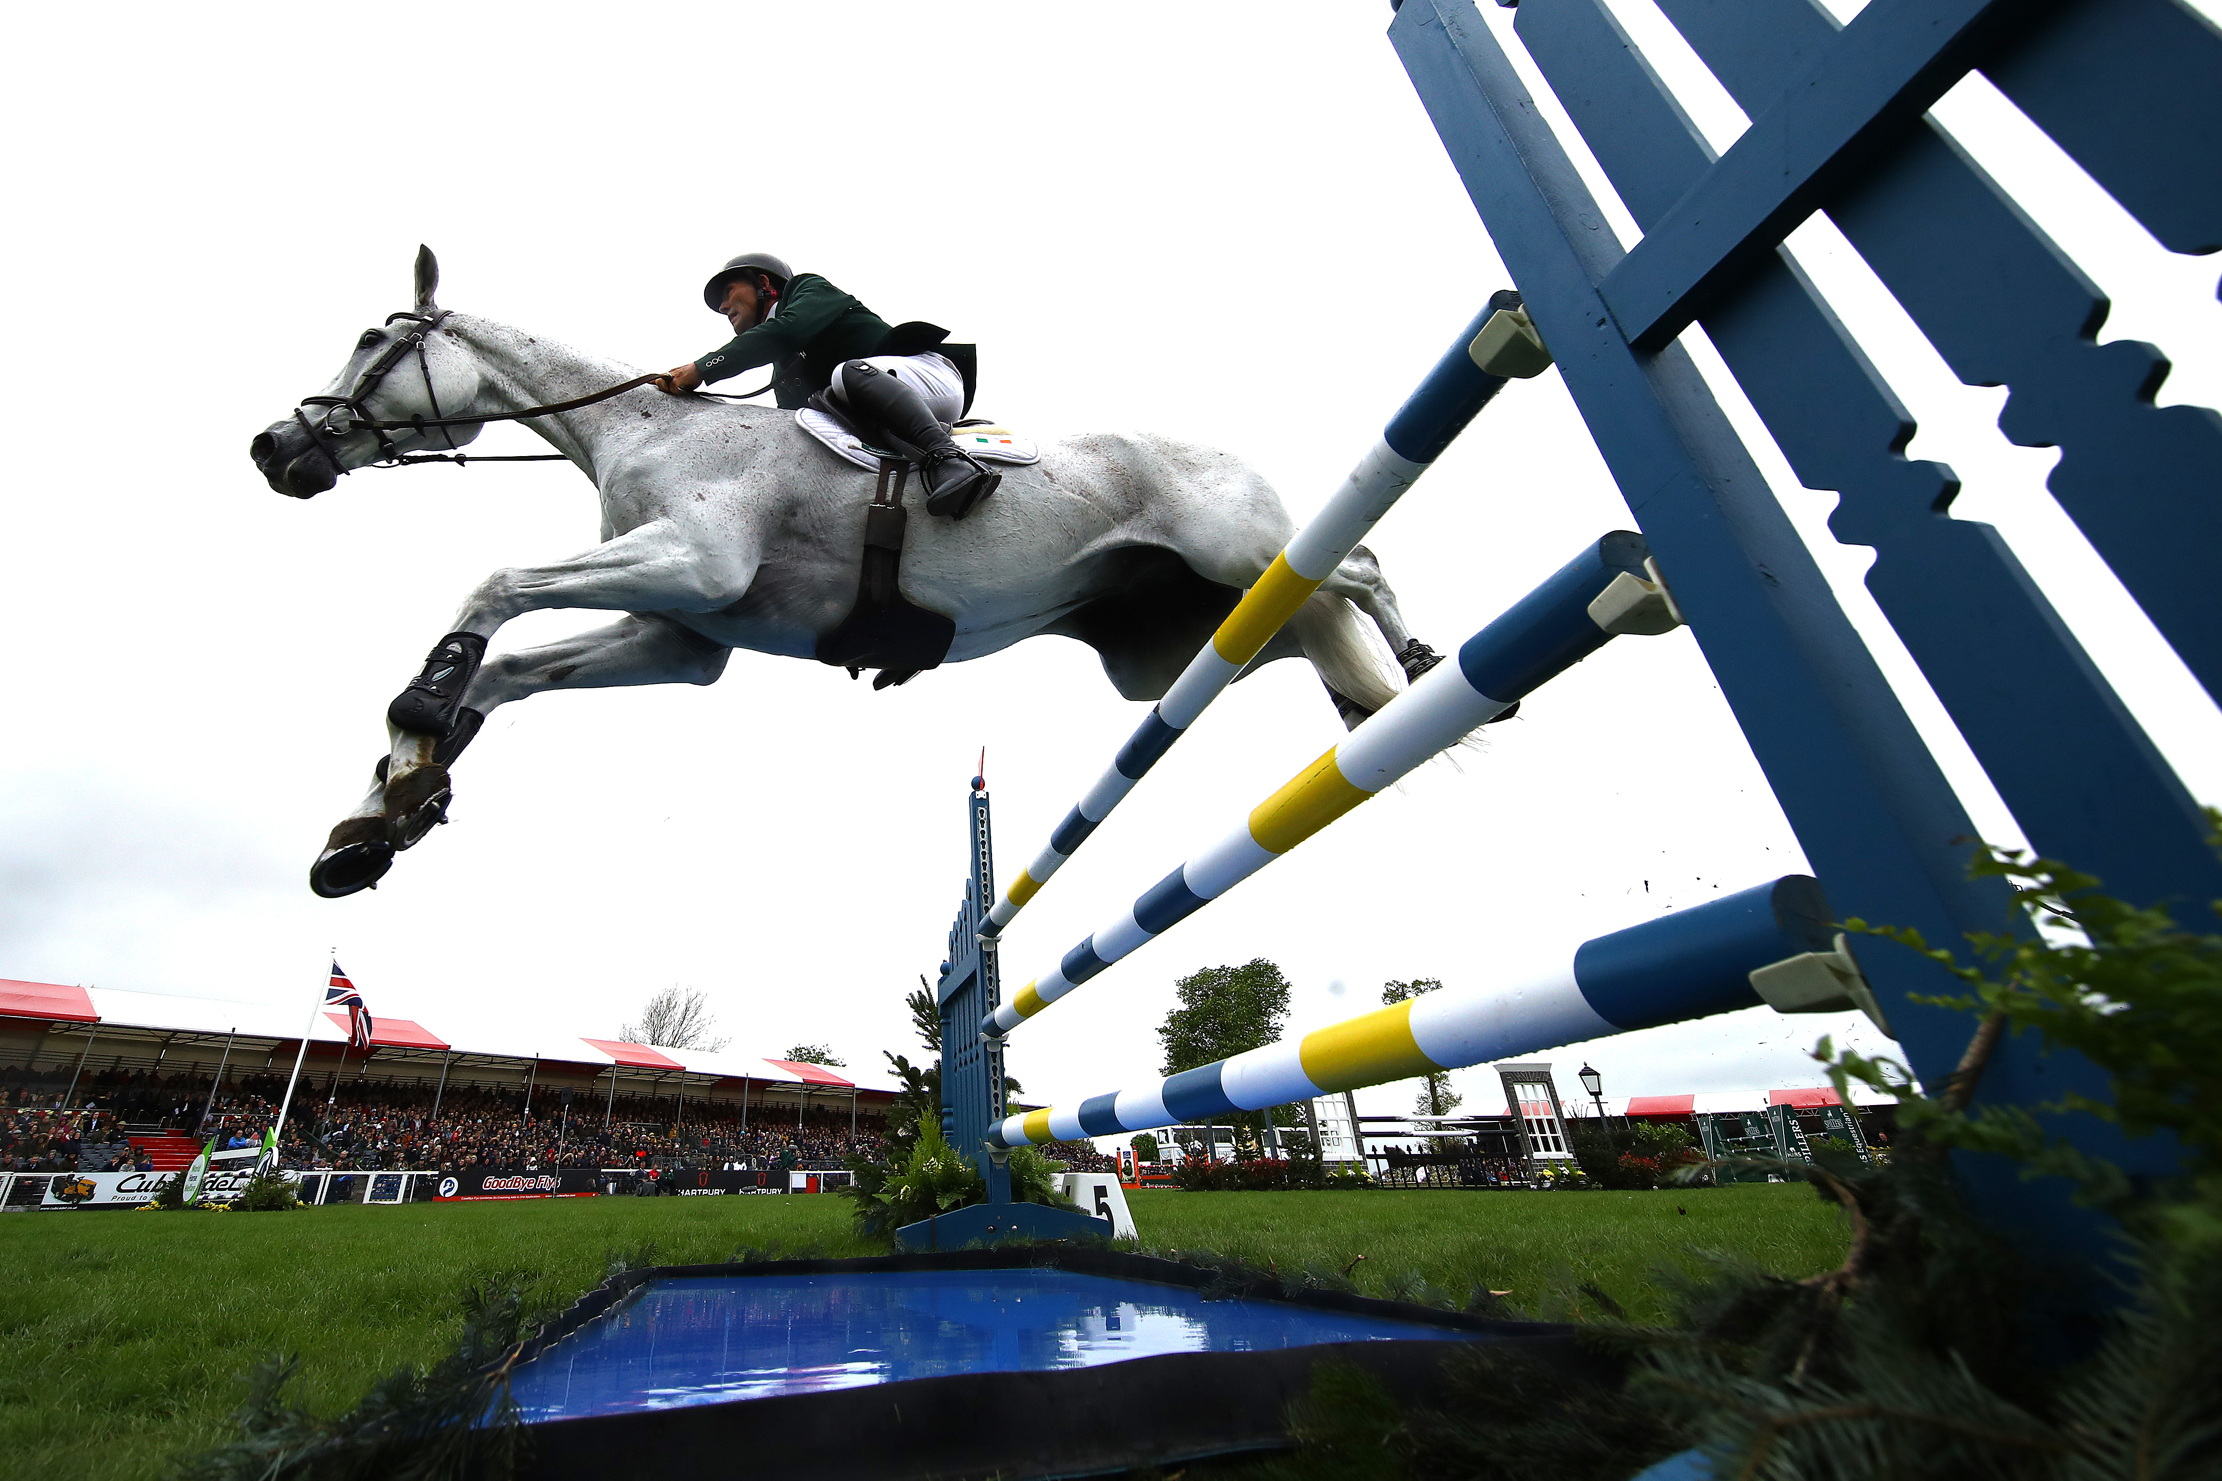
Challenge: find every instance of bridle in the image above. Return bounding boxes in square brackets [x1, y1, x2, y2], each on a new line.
[290, 311, 769, 477]
[294, 309, 479, 476]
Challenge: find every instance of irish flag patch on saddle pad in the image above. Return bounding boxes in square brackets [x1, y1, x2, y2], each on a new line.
[796, 409, 1043, 473]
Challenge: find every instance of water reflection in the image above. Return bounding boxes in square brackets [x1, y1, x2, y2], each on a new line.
[511, 1269, 1480, 1420]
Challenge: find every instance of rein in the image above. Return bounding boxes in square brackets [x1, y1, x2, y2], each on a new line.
[293, 310, 771, 474]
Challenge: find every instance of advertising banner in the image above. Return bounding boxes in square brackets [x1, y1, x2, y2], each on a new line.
[434, 1167, 605, 1200]
[36, 1165, 292, 1209]
[662, 1169, 787, 1196]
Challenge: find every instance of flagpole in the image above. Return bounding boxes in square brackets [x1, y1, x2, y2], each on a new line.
[268, 952, 330, 1170]
[196, 1027, 238, 1136]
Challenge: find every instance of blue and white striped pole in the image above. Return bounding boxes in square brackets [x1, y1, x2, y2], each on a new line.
[986, 292, 1553, 934]
[985, 531, 1681, 1037]
[989, 876, 1846, 1148]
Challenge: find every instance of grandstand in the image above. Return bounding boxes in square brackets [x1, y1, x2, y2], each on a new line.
[0, 977, 897, 1180]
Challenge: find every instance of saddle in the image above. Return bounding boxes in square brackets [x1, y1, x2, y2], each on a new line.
[803, 402, 1041, 691]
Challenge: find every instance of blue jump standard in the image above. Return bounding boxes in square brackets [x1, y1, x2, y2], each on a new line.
[507, 1269, 1491, 1422]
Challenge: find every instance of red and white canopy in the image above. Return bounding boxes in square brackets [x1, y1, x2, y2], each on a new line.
[0, 979, 880, 1092]
[1616, 1085, 1888, 1117]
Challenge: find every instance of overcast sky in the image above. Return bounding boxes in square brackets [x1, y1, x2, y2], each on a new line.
[3, 2, 2215, 1127]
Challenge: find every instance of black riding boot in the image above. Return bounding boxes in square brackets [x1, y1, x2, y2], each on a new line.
[835, 359, 1000, 519]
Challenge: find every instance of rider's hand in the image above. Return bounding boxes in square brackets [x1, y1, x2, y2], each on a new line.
[655, 363, 703, 394]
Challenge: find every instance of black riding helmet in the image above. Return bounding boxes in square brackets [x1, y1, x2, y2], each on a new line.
[702, 252, 794, 311]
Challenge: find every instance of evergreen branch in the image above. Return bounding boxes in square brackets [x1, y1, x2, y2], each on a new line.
[1724, 1400, 2068, 1481]
[1937, 1010, 2008, 1115]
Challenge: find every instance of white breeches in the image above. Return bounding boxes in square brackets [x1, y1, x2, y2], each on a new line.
[829, 351, 965, 424]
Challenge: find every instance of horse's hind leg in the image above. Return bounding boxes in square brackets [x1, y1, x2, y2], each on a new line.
[1320, 544, 1440, 681]
[312, 617, 731, 898]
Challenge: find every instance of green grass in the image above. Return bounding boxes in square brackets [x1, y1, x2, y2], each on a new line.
[0, 1198, 872, 1481]
[1130, 1183, 1849, 1322]
[0, 1185, 1844, 1481]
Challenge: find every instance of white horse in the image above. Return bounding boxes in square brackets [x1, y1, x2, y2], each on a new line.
[252, 251, 1434, 898]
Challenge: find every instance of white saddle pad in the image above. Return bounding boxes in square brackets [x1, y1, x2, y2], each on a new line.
[796, 408, 1042, 472]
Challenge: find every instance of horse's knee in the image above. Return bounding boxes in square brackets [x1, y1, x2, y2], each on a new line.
[465, 567, 526, 621]
[682, 649, 729, 686]
[648, 623, 730, 686]
[663, 561, 756, 613]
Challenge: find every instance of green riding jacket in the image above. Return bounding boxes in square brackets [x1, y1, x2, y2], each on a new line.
[693, 272, 893, 409]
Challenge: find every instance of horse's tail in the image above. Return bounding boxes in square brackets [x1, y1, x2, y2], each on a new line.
[1291, 591, 1404, 730]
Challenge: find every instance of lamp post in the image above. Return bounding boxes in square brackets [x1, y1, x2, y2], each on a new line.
[1578, 1063, 1605, 1122]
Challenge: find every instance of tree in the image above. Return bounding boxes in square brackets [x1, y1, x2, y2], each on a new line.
[784, 1044, 845, 1068]
[1159, 960, 1294, 1156]
[1381, 978, 1462, 1119]
[879, 1052, 939, 1157]
[908, 977, 941, 1054]
[1131, 1132, 1161, 1163]
[885, 979, 1015, 1156]
[617, 986, 728, 1051]
[1160, 959, 1291, 1072]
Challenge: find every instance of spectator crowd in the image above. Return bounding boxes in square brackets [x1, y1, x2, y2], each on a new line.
[1036, 1139, 1116, 1173]
[2, 1062, 888, 1175]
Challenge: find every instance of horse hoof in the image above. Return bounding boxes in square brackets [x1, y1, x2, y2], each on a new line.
[387, 632, 486, 737]
[311, 818, 394, 899]
[384, 763, 452, 850]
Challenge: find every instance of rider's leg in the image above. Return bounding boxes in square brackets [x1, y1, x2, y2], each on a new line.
[829, 355, 999, 519]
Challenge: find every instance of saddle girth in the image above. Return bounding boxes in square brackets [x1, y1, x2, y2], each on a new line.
[813, 458, 958, 690]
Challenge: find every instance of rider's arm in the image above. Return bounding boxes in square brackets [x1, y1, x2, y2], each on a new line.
[693, 274, 855, 384]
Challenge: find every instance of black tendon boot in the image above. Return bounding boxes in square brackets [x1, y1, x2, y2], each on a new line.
[836, 360, 1000, 518]
[387, 632, 486, 736]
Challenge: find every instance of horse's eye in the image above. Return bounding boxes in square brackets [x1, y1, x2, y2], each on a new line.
[358, 331, 383, 349]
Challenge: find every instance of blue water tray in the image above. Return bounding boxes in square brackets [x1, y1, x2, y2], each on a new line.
[509, 1249, 1581, 1481]
[514, 1266, 1488, 1419]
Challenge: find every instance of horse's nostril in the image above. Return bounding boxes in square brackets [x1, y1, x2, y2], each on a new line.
[249, 432, 276, 466]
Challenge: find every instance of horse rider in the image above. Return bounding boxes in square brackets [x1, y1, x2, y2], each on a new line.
[655, 253, 999, 519]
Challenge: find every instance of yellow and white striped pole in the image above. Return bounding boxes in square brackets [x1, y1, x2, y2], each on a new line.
[989, 876, 1866, 1148]
[988, 293, 1551, 934]
[985, 533, 1680, 1037]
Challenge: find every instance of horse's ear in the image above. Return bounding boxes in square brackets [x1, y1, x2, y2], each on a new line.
[413, 245, 440, 312]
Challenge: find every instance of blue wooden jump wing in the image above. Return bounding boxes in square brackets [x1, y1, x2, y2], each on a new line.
[1386, 0, 2219, 1256]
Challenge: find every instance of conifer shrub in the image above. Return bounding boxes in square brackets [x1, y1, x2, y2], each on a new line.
[231, 1169, 303, 1212]
[840, 1111, 1073, 1241]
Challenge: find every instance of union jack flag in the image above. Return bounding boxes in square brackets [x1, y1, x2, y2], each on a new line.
[327, 961, 374, 1050]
